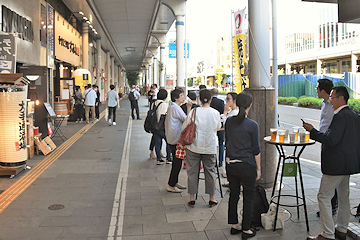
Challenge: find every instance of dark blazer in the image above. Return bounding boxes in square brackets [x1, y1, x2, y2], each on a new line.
[210, 96, 224, 114]
[310, 106, 360, 175]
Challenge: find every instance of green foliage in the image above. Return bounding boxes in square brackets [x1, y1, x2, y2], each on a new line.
[214, 68, 225, 87]
[278, 97, 298, 103]
[126, 71, 140, 86]
[297, 97, 322, 106]
[219, 91, 229, 94]
[195, 76, 202, 86]
[187, 78, 193, 87]
[348, 99, 360, 113]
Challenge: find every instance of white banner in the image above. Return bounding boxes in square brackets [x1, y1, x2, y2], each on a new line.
[234, 8, 248, 36]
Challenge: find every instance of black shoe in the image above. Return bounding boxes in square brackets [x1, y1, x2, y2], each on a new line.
[137, 118, 142, 120]
[242, 230, 256, 239]
[230, 227, 242, 235]
[219, 161, 223, 167]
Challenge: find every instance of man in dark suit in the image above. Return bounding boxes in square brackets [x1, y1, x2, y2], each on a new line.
[210, 88, 225, 167]
[303, 86, 360, 240]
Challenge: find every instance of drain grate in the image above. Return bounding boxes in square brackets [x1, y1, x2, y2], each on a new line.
[95, 149, 111, 152]
[101, 158, 111, 161]
[48, 204, 65, 210]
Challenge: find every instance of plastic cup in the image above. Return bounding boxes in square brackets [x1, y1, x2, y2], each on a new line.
[292, 127, 299, 140]
[289, 133, 296, 143]
[278, 130, 286, 143]
[270, 128, 277, 141]
[305, 131, 310, 142]
[299, 132, 306, 142]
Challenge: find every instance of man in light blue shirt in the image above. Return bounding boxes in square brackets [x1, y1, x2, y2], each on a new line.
[106, 84, 119, 126]
[84, 84, 97, 123]
[129, 85, 141, 120]
[315, 78, 337, 217]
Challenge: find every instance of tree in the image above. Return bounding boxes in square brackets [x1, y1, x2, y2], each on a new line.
[126, 71, 140, 86]
[214, 68, 225, 87]
[187, 78, 193, 87]
[195, 76, 202, 86]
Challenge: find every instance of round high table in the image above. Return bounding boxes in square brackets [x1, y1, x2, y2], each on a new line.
[264, 136, 315, 231]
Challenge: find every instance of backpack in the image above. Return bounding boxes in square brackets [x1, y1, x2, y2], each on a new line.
[251, 185, 269, 228]
[144, 102, 163, 133]
[128, 91, 136, 101]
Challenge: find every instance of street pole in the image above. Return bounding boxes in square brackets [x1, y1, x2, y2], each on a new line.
[231, 10, 234, 92]
[272, 0, 279, 127]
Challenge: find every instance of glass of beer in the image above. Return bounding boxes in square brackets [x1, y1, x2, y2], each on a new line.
[278, 130, 286, 143]
[289, 133, 296, 143]
[292, 127, 299, 141]
[299, 132, 306, 142]
[270, 128, 277, 141]
[305, 131, 310, 142]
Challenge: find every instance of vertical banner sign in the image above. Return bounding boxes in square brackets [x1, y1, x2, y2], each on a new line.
[233, 8, 249, 93]
[40, 4, 47, 47]
[47, 4, 55, 68]
[168, 40, 189, 58]
[0, 35, 16, 73]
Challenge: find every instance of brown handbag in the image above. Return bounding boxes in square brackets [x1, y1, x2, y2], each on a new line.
[179, 108, 197, 145]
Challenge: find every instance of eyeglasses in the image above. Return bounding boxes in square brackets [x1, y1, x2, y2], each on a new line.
[329, 95, 339, 100]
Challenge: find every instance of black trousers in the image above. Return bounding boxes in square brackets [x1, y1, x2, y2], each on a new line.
[130, 100, 140, 119]
[168, 144, 182, 187]
[108, 106, 116, 122]
[149, 134, 155, 151]
[226, 162, 256, 231]
[75, 104, 84, 120]
[95, 104, 100, 119]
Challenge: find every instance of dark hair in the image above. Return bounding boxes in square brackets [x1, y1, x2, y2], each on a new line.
[332, 86, 349, 103]
[227, 92, 237, 102]
[211, 88, 218, 96]
[235, 92, 253, 125]
[110, 84, 115, 90]
[85, 85, 89, 89]
[75, 86, 80, 91]
[318, 78, 333, 95]
[199, 84, 207, 90]
[187, 91, 197, 101]
[171, 89, 183, 102]
[153, 83, 157, 88]
[200, 89, 212, 104]
[157, 89, 168, 100]
[87, 84, 92, 88]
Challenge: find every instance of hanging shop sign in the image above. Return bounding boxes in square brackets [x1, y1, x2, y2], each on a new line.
[54, 11, 81, 66]
[233, 8, 249, 93]
[1, 5, 34, 43]
[0, 35, 16, 74]
[47, 4, 55, 68]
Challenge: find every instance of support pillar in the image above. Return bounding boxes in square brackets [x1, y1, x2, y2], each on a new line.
[106, 51, 110, 92]
[96, 38, 101, 87]
[111, 56, 115, 85]
[316, 59, 322, 75]
[160, 44, 166, 88]
[351, 54, 357, 73]
[285, 63, 291, 75]
[176, 15, 185, 87]
[149, 63, 153, 86]
[153, 57, 158, 86]
[248, 0, 275, 188]
[82, 22, 89, 72]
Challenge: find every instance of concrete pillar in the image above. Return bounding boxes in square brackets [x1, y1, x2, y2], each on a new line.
[82, 22, 89, 71]
[146, 66, 149, 87]
[176, 15, 185, 87]
[106, 51, 110, 91]
[248, 0, 276, 188]
[153, 57, 158, 86]
[96, 38, 101, 87]
[316, 59, 322, 75]
[351, 54, 358, 73]
[111, 56, 115, 85]
[149, 64, 153, 86]
[160, 43, 166, 88]
[285, 63, 291, 75]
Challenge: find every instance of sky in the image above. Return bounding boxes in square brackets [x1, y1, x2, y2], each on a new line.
[177, 0, 337, 70]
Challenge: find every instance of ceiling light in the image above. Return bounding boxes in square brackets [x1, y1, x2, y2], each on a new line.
[79, 11, 84, 15]
[89, 43, 93, 47]
[86, 20, 90, 24]
[89, 25, 93, 28]
[83, 17, 88, 20]
[126, 47, 136, 51]
[94, 31, 98, 35]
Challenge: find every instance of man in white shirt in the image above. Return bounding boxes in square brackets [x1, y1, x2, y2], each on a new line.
[129, 85, 141, 120]
[151, 84, 158, 104]
[106, 84, 120, 126]
[84, 84, 97, 123]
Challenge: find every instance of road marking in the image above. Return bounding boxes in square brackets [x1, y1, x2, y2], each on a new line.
[299, 157, 321, 166]
[108, 116, 132, 240]
[0, 110, 106, 213]
[302, 117, 320, 123]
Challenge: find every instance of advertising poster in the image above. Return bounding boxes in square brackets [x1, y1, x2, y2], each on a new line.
[47, 4, 55, 68]
[0, 35, 16, 73]
[233, 8, 248, 93]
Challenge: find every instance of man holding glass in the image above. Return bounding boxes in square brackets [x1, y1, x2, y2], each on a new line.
[303, 86, 360, 240]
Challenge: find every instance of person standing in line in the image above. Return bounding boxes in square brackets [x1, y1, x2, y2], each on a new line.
[304, 86, 360, 240]
[165, 88, 192, 193]
[74, 86, 84, 123]
[106, 84, 120, 126]
[129, 85, 141, 120]
[93, 85, 100, 120]
[185, 89, 221, 208]
[84, 84, 97, 123]
[210, 88, 225, 167]
[181, 91, 199, 115]
[225, 92, 261, 239]
[314, 79, 337, 217]
[151, 84, 159, 105]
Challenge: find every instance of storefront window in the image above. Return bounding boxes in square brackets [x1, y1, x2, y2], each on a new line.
[342, 61, 351, 73]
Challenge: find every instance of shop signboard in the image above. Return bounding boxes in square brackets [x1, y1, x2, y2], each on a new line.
[47, 4, 55, 68]
[168, 40, 189, 59]
[0, 35, 16, 73]
[54, 11, 81, 67]
[40, 4, 46, 47]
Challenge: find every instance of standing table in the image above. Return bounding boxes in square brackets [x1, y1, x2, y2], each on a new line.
[264, 136, 315, 231]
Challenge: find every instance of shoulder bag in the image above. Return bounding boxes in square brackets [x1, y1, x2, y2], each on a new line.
[179, 108, 197, 145]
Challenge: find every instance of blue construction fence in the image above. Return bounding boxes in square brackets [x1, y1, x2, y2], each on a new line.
[278, 73, 360, 99]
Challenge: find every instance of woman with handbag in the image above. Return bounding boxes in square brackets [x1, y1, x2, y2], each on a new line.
[184, 89, 221, 208]
[165, 89, 192, 193]
[225, 92, 261, 239]
[153, 89, 171, 165]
